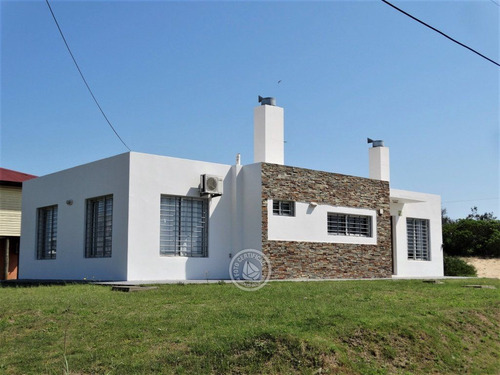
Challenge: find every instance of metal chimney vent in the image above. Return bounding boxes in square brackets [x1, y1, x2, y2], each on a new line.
[258, 95, 276, 106]
[367, 138, 384, 147]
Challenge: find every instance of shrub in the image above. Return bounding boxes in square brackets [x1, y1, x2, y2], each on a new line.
[443, 256, 477, 277]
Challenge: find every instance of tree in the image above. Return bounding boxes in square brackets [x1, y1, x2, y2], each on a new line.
[466, 206, 497, 221]
[441, 208, 454, 225]
[442, 207, 500, 258]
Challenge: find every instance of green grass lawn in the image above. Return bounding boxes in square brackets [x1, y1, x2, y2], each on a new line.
[1, 279, 499, 374]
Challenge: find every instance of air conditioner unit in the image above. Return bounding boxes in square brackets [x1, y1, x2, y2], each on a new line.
[200, 174, 223, 196]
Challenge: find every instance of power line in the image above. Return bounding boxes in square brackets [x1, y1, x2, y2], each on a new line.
[489, 0, 500, 7]
[381, 0, 500, 67]
[45, 0, 131, 151]
[443, 197, 499, 204]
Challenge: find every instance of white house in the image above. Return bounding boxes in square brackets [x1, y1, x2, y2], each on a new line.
[19, 98, 443, 281]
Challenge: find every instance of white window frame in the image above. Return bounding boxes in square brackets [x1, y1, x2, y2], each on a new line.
[407, 218, 430, 261]
[268, 201, 377, 245]
[327, 213, 372, 237]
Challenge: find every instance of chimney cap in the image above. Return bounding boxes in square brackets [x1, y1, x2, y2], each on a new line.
[258, 95, 276, 106]
[367, 138, 384, 147]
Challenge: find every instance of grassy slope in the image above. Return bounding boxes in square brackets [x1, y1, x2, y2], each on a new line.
[1, 279, 499, 375]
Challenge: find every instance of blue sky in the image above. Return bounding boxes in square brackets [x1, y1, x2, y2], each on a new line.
[1, 0, 498, 219]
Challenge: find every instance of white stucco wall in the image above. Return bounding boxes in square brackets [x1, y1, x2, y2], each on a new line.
[18, 151, 266, 281]
[390, 189, 443, 277]
[126, 152, 238, 281]
[369, 146, 390, 182]
[240, 163, 262, 252]
[268, 201, 378, 245]
[254, 105, 284, 165]
[19, 153, 130, 280]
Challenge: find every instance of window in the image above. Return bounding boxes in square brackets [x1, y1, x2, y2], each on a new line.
[407, 218, 430, 261]
[273, 200, 295, 216]
[85, 195, 113, 258]
[37, 205, 58, 259]
[160, 196, 208, 257]
[328, 213, 372, 237]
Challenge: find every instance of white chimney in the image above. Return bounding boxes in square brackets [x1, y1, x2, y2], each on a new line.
[254, 96, 284, 165]
[368, 138, 390, 182]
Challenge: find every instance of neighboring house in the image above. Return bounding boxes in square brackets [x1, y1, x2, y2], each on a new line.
[0, 168, 37, 280]
[19, 99, 443, 281]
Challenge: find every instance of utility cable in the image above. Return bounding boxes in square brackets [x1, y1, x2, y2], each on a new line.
[45, 0, 131, 151]
[381, 0, 500, 67]
[443, 197, 499, 204]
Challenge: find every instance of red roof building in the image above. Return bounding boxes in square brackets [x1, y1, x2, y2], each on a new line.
[1, 167, 36, 280]
[0, 167, 37, 186]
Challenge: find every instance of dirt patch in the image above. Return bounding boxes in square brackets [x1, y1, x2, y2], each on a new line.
[461, 257, 500, 279]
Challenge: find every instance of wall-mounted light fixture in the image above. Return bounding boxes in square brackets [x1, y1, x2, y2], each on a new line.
[66, 199, 73, 206]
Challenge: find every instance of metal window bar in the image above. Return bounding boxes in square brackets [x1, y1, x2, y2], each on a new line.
[85, 195, 113, 258]
[160, 196, 208, 257]
[273, 200, 295, 216]
[328, 213, 371, 237]
[407, 218, 429, 260]
[37, 205, 58, 259]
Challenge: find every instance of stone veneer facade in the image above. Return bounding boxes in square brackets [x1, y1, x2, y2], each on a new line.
[261, 163, 392, 279]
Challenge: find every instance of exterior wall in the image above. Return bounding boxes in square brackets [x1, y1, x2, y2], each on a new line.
[254, 105, 284, 164]
[390, 189, 443, 278]
[268, 202, 377, 245]
[240, 163, 263, 252]
[19, 154, 130, 280]
[0, 186, 22, 236]
[126, 152, 235, 281]
[261, 163, 392, 279]
[17, 150, 442, 281]
[369, 146, 390, 182]
[18, 151, 258, 281]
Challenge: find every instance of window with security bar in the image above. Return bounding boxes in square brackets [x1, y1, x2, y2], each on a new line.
[37, 205, 58, 259]
[85, 195, 113, 258]
[407, 218, 430, 261]
[327, 213, 372, 237]
[273, 200, 295, 216]
[160, 196, 208, 257]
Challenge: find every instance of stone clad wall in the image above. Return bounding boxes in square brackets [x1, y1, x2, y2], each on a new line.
[261, 163, 392, 279]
